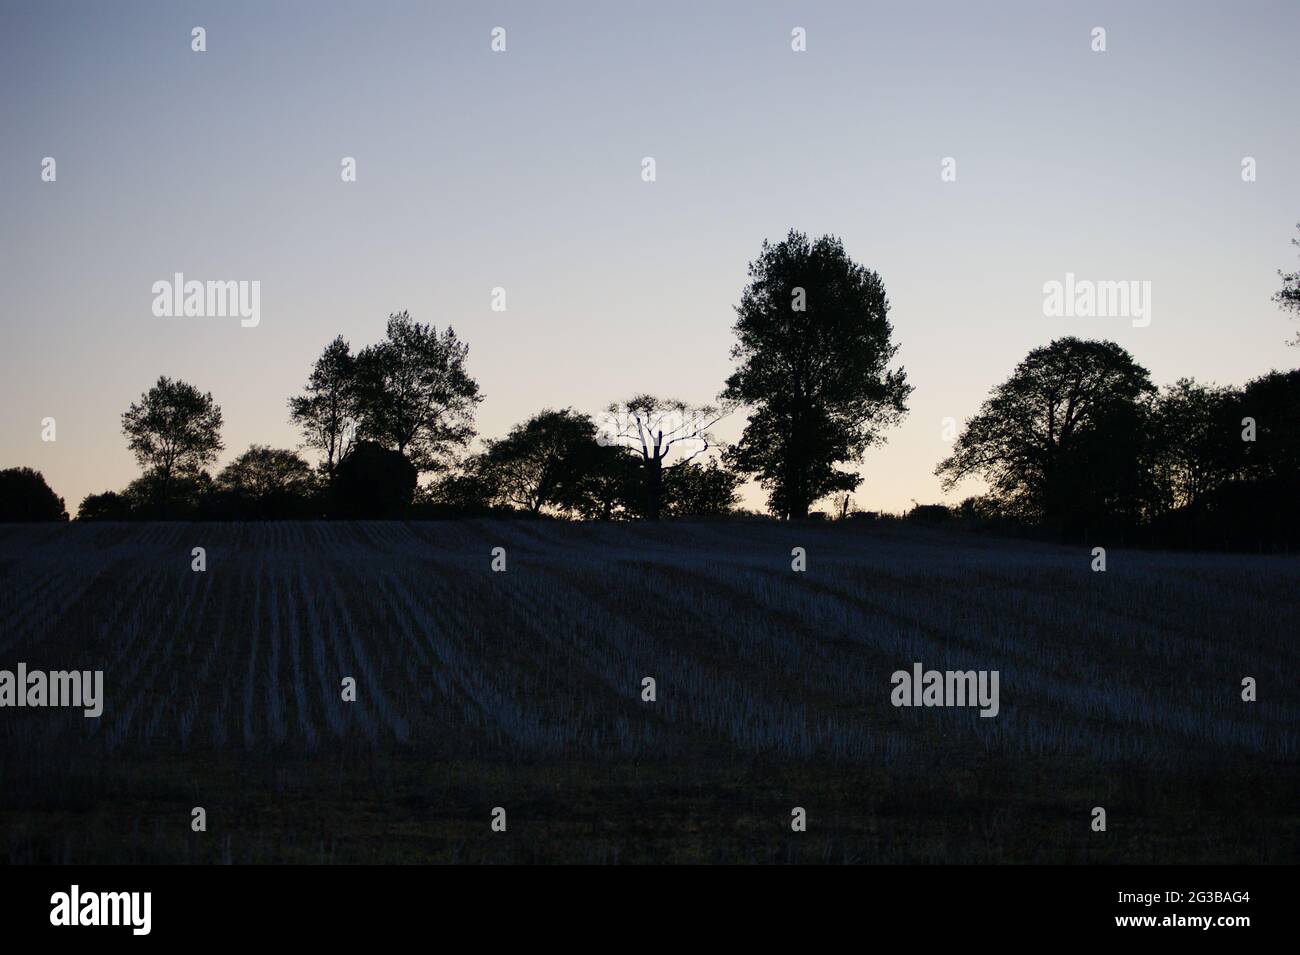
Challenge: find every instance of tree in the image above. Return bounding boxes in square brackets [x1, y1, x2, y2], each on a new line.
[422, 467, 499, 517]
[120, 376, 223, 517]
[0, 467, 68, 521]
[1183, 369, 1300, 550]
[76, 490, 132, 522]
[289, 335, 357, 479]
[477, 409, 602, 515]
[600, 395, 727, 521]
[217, 446, 315, 498]
[124, 470, 213, 520]
[353, 312, 481, 473]
[662, 458, 741, 518]
[1236, 368, 1300, 481]
[573, 444, 641, 521]
[723, 230, 912, 519]
[1149, 378, 1240, 510]
[1274, 223, 1300, 344]
[214, 445, 318, 518]
[936, 337, 1156, 529]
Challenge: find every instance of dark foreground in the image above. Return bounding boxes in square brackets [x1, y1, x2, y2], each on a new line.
[0, 520, 1295, 863]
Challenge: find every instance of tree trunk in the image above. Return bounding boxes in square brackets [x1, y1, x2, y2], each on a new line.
[645, 459, 663, 522]
[158, 467, 172, 520]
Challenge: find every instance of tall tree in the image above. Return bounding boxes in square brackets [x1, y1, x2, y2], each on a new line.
[289, 335, 357, 479]
[121, 376, 223, 517]
[601, 395, 726, 521]
[722, 230, 911, 519]
[353, 312, 481, 473]
[1274, 222, 1300, 344]
[936, 337, 1156, 525]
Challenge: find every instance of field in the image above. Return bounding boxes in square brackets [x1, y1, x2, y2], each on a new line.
[0, 519, 1296, 864]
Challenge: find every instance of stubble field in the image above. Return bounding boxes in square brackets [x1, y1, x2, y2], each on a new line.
[1, 520, 1295, 863]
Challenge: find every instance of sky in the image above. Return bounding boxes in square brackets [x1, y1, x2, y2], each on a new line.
[2, 0, 1298, 515]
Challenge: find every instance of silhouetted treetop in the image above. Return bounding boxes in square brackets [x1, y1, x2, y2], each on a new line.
[0, 467, 69, 522]
[352, 312, 481, 474]
[601, 395, 727, 521]
[476, 408, 603, 515]
[289, 335, 358, 478]
[723, 229, 911, 519]
[121, 376, 223, 518]
[936, 337, 1155, 524]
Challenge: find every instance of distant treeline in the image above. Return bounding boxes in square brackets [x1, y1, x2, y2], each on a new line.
[4, 227, 1299, 551]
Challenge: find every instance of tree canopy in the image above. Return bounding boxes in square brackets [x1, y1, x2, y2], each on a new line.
[289, 335, 357, 478]
[600, 395, 727, 521]
[936, 337, 1156, 525]
[723, 230, 911, 519]
[120, 376, 224, 516]
[0, 467, 69, 522]
[353, 312, 481, 473]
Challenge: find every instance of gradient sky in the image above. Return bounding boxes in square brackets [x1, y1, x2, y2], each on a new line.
[3, 0, 1298, 515]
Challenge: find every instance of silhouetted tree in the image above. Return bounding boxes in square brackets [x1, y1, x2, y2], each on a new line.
[76, 490, 133, 521]
[573, 444, 641, 521]
[661, 458, 741, 517]
[124, 470, 213, 520]
[353, 312, 481, 473]
[1174, 369, 1300, 550]
[600, 395, 726, 521]
[0, 467, 68, 521]
[121, 376, 223, 517]
[214, 445, 318, 518]
[331, 440, 417, 518]
[477, 409, 602, 515]
[936, 337, 1155, 531]
[723, 230, 911, 519]
[1274, 223, 1300, 345]
[1149, 378, 1240, 511]
[421, 468, 500, 517]
[1237, 368, 1300, 481]
[289, 335, 357, 479]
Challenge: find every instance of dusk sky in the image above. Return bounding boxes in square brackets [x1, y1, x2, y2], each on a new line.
[3, 0, 1297, 514]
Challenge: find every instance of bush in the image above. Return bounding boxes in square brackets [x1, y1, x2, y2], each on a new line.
[331, 441, 417, 518]
[907, 504, 952, 523]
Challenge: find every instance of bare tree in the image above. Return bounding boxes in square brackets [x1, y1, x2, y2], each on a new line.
[600, 395, 730, 520]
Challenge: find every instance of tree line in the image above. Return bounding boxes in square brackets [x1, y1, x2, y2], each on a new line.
[4, 226, 1298, 549]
